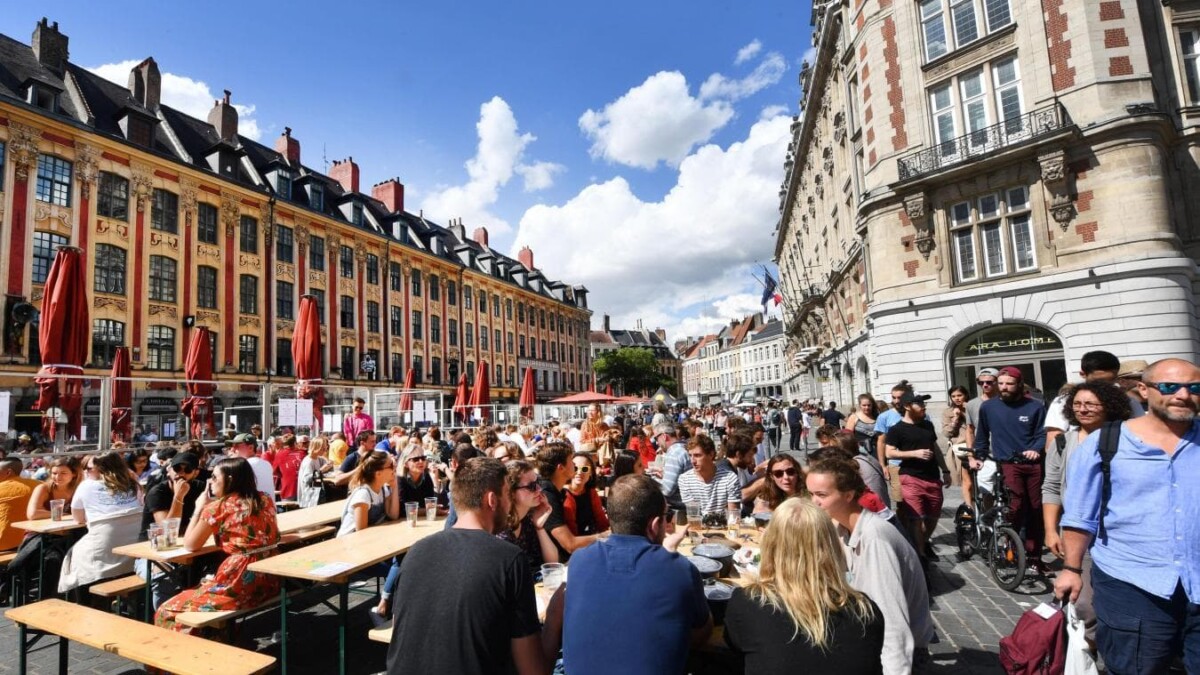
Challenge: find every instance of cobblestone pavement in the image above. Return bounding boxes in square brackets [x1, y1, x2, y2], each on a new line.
[1, 437, 1053, 673]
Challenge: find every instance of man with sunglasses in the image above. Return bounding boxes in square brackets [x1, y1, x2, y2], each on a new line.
[342, 397, 374, 441]
[1056, 359, 1200, 675]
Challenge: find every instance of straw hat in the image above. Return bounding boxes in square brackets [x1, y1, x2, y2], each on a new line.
[1118, 359, 1149, 379]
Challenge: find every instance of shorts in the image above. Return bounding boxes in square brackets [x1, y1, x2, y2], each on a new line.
[900, 474, 944, 519]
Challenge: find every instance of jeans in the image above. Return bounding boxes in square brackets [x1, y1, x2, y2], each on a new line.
[1092, 564, 1200, 675]
[788, 424, 802, 451]
[999, 462, 1044, 558]
[381, 556, 403, 600]
[766, 427, 780, 452]
[135, 558, 183, 610]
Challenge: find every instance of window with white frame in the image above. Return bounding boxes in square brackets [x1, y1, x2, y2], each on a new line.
[1182, 28, 1200, 103]
[949, 186, 1036, 283]
[928, 56, 1022, 160]
[920, 0, 1013, 61]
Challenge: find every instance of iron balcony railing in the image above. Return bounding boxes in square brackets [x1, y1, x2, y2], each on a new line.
[897, 104, 1067, 181]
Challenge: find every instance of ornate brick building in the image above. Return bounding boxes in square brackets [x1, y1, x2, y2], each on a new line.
[0, 19, 591, 432]
[776, 0, 1200, 407]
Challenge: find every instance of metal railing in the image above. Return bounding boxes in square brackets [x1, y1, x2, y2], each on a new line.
[897, 104, 1067, 181]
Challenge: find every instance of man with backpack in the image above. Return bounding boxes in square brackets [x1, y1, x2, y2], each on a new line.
[764, 402, 783, 455]
[1057, 358, 1200, 675]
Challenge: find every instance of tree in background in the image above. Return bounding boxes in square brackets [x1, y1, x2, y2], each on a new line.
[594, 347, 675, 397]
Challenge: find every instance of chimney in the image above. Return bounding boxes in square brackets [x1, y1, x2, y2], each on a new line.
[207, 90, 238, 143]
[518, 246, 535, 271]
[127, 57, 161, 110]
[371, 178, 405, 213]
[449, 218, 466, 242]
[32, 18, 68, 74]
[274, 127, 300, 165]
[655, 328, 666, 341]
[472, 226, 489, 248]
[603, 314, 611, 333]
[329, 157, 360, 193]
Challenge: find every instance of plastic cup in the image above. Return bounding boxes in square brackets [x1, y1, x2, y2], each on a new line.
[406, 502, 419, 527]
[424, 497, 438, 522]
[164, 518, 181, 549]
[147, 524, 163, 551]
[541, 563, 565, 592]
[49, 499, 65, 522]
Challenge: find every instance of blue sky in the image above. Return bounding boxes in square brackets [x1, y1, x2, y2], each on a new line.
[2, 1, 810, 343]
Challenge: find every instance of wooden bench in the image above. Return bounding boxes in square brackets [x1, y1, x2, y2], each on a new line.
[0, 549, 18, 567]
[175, 587, 307, 630]
[279, 525, 335, 548]
[5, 598, 275, 675]
[89, 574, 146, 598]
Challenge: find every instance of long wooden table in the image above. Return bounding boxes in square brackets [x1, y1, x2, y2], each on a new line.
[248, 516, 444, 675]
[111, 499, 348, 621]
[9, 518, 86, 602]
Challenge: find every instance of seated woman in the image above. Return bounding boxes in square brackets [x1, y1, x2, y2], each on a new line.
[496, 459, 558, 576]
[564, 453, 608, 536]
[753, 454, 804, 514]
[626, 425, 656, 468]
[155, 458, 281, 633]
[125, 448, 153, 486]
[27, 456, 82, 520]
[297, 436, 334, 509]
[611, 450, 644, 481]
[396, 446, 444, 511]
[337, 451, 399, 537]
[725, 498, 885, 674]
[59, 452, 143, 593]
[9, 456, 83, 596]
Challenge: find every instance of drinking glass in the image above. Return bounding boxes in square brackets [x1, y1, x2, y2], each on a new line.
[164, 518, 182, 548]
[406, 502, 419, 527]
[147, 524, 163, 551]
[541, 563, 565, 592]
[685, 501, 703, 542]
[424, 497, 438, 523]
[49, 499, 65, 521]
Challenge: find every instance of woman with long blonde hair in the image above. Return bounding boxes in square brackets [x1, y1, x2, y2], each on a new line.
[724, 498, 884, 674]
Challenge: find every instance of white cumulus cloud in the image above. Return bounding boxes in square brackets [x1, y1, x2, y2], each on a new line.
[759, 104, 789, 121]
[735, 40, 763, 65]
[514, 110, 793, 344]
[421, 96, 558, 235]
[579, 71, 734, 170]
[699, 52, 787, 101]
[88, 60, 264, 140]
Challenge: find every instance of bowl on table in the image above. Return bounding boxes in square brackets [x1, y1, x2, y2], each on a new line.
[687, 555, 723, 580]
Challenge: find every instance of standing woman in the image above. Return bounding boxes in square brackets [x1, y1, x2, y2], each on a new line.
[298, 436, 334, 508]
[753, 454, 805, 514]
[564, 453, 609, 536]
[725, 498, 884, 674]
[497, 459, 559, 576]
[59, 452, 143, 593]
[843, 394, 879, 457]
[155, 457, 280, 633]
[941, 386, 971, 502]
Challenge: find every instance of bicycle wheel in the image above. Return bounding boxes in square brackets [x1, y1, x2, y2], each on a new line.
[954, 503, 978, 560]
[990, 526, 1026, 591]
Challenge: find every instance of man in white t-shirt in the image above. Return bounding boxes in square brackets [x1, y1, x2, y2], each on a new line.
[1043, 350, 1144, 453]
[231, 433, 276, 506]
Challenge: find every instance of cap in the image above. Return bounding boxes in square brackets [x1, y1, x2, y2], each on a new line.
[899, 392, 932, 407]
[229, 433, 256, 446]
[1118, 359, 1148, 379]
[977, 367, 1000, 378]
[997, 366, 1024, 380]
[170, 452, 200, 470]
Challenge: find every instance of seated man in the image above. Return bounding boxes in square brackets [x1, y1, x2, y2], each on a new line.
[138, 452, 205, 607]
[558, 474, 710, 675]
[0, 458, 38, 550]
[676, 434, 740, 517]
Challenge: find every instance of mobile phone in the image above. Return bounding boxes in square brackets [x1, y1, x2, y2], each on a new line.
[206, 483, 214, 498]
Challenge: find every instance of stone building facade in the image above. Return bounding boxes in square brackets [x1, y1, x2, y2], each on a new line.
[777, 0, 1200, 409]
[0, 19, 591, 434]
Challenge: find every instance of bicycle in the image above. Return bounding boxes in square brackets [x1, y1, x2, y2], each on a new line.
[954, 465, 1027, 591]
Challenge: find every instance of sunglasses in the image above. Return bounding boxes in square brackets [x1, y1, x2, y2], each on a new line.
[1145, 381, 1200, 395]
[976, 379, 996, 386]
[772, 468, 798, 478]
[353, 406, 363, 410]
[574, 465, 591, 474]
[409, 456, 427, 462]
[515, 481, 542, 492]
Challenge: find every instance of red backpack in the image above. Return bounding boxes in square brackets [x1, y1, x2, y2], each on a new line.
[999, 604, 1066, 675]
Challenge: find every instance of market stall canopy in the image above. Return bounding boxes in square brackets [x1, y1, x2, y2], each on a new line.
[548, 392, 623, 405]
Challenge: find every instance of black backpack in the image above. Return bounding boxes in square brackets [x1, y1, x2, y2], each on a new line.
[1096, 420, 1122, 540]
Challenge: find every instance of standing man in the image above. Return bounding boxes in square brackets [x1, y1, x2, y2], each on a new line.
[821, 401, 846, 428]
[970, 366, 1046, 571]
[963, 367, 999, 507]
[387, 457, 555, 675]
[764, 402, 782, 456]
[884, 393, 951, 562]
[786, 400, 803, 452]
[559, 474, 710, 674]
[1044, 350, 1143, 455]
[230, 433, 276, 505]
[343, 397, 374, 441]
[874, 380, 914, 507]
[1056, 358, 1200, 674]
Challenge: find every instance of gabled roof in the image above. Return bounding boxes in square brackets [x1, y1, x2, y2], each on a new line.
[0, 33, 85, 121]
[590, 331, 616, 344]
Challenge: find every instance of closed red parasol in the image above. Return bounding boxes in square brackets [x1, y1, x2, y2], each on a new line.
[398, 367, 416, 415]
[452, 372, 470, 424]
[292, 295, 324, 431]
[469, 360, 490, 423]
[34, 246, 88, 441]
[518, 367, 537, 418]
[110, 346, 133, 442]
[180, 327, 216, 439]
[586, 375, 595, 393]
[605, 382, 614, 397]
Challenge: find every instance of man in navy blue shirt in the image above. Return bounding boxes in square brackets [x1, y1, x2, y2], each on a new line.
[559, 474, 711, 674]
[970, 366, 1047, 571]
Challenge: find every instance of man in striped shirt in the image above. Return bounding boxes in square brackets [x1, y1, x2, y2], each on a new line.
[677, 435, 740, 517]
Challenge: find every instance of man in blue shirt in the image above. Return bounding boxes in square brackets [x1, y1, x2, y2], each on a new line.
[1056, 358, 1200, 675]
[655, 423, 690, 510]
[559, 474, 711, 674]
[874, 381, 913, 507]
[970, 366, 1046, 570]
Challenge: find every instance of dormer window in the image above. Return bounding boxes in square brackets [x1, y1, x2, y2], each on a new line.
[310, 182, 325, 212]
[275, 171, 293, 200]
[27, 83, 58, 113]
[352, 202, 364, 227]
[128, 117, 153, 147]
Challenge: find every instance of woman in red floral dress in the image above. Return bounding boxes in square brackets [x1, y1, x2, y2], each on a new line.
[155, 457, 280, 633]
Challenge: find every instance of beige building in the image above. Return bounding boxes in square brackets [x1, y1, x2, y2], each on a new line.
[777, 0, 1200, 407]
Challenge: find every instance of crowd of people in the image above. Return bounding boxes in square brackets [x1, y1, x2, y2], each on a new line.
[0, 356, 1193, 674]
